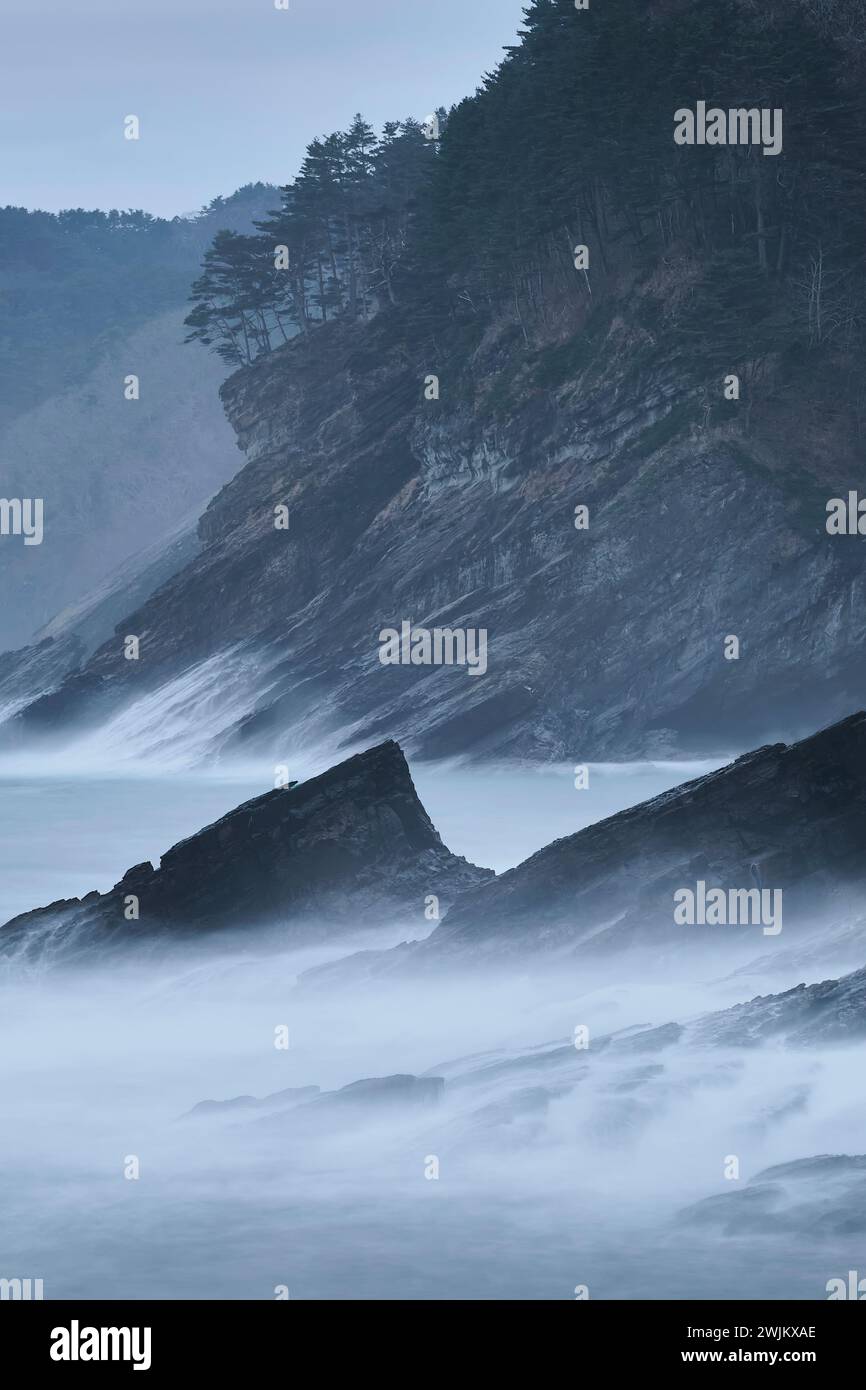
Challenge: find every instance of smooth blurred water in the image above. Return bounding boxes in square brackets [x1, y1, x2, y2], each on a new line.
[0, 772, 264, 927]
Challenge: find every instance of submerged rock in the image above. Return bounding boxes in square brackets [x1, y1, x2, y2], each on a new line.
[184, 1073, 444, 1135]
[307, 1074, 445, 1111]
[183, 1086, 320, 1120]
[679, 1155, 866, 1238]
[255, 1073, 446, 1132]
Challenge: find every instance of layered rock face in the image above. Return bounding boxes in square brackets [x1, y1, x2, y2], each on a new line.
[405, 713, 866, 966]
[7, 299, 866, 764]
[0, 741, 491, 968]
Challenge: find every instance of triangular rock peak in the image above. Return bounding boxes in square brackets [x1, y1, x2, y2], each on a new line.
[0, 741, 492, 969]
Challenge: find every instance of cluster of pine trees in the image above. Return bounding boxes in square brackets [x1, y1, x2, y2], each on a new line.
[187, 0, 866, 369]
[184, 116, 440, 365]
[431, 0, 866, 350]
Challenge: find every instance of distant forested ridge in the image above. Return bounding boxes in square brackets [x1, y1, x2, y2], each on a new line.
[0, 184, 278, 652]
[0, 185, 275, 432]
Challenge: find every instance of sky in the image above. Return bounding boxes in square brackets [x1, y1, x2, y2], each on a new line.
[2, 0, 528, 218]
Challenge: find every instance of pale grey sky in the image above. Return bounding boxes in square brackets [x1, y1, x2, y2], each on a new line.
[2, 0, 528, 217]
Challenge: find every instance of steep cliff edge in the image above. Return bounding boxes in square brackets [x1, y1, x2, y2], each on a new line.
[5, 0, 866, 762]
[9, 299, 866, 763]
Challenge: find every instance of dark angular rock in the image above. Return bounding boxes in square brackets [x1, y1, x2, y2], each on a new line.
[0, 741, 492, 968]
[417, 713, 866, 966]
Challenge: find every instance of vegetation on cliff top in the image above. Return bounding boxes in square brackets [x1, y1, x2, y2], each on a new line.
[185, 0, 866, 391]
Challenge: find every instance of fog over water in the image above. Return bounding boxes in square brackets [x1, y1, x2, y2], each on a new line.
[1, 748, 863, 1300]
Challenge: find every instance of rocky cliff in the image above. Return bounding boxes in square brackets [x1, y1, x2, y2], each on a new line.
[8, 301, 866, 765]
[4, 0, 866, 763]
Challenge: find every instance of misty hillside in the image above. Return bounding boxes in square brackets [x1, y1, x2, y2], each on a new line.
[0, 186, 277, 651]
[4, 0, 866, 760]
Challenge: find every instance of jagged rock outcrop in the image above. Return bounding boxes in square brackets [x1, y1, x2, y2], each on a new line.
[0, 741, 492, 968]
[690, 965, 866, 1047]
[340, 713, 866, 971]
